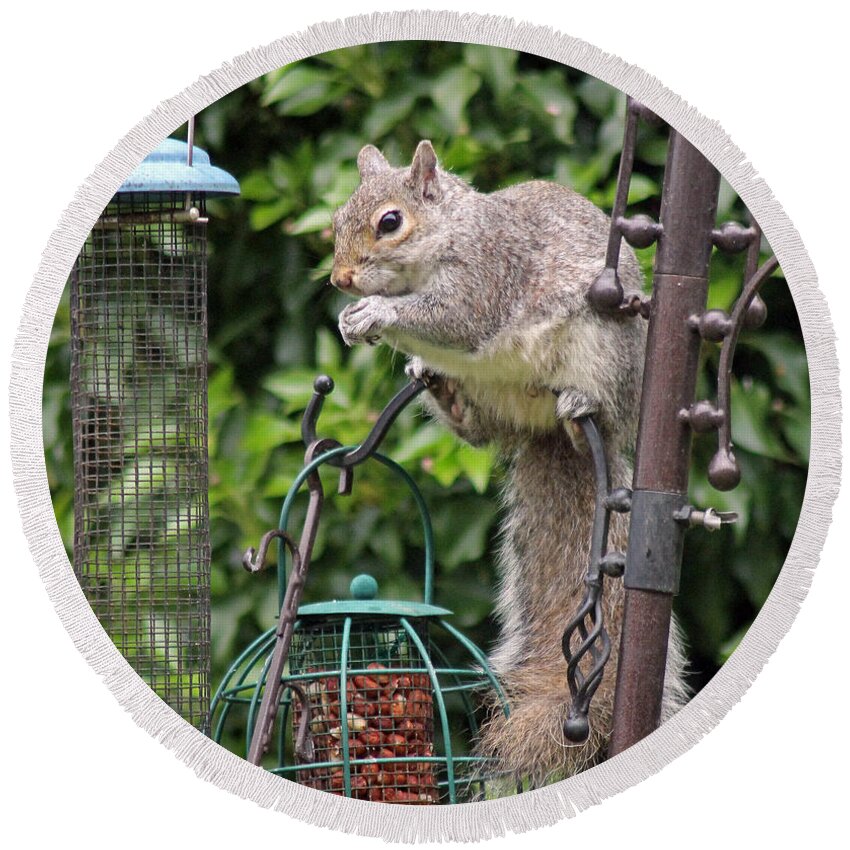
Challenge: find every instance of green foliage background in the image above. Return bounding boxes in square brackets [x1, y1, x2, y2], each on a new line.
[43, 43, 808, 751]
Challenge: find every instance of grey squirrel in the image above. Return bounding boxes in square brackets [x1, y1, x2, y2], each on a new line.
[331, 140, 688, 784]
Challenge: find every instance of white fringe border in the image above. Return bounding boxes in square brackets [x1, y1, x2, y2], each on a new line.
[8, 9, 840, 843]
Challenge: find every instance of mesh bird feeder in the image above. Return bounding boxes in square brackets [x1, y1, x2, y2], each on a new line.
[70, 130, 239, 730]
[211, 377, 510, 803]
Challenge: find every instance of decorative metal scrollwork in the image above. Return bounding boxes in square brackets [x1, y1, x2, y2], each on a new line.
[682, 219, 779, 491]
[300, 374, 426, 494]
[587, 97, 665, 318]
[243, 376, 427, 764]
[587, 94, 780, 495]
[561, 414, 629, 743]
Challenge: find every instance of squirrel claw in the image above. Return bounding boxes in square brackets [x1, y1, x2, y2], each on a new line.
[405, 358, 437, 388]
[338, 297, 395, 347]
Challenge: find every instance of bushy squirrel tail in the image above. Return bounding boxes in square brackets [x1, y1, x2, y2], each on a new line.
[474, 676, 611, 787]
[469, 430, 691, 789]
[473, 614, 689, 789]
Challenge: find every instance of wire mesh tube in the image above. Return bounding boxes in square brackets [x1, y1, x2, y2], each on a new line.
[70, 192, 211, 730]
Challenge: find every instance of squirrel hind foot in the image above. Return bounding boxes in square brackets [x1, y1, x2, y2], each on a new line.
[554, 387, 599, 421]
[408, 361, 492, 447]
[554, 388, 601, 452]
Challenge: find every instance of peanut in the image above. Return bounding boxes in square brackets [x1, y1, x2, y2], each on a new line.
[360, 729, 385, 747]
[293, 662, 437, 804]
[347, 737, 367, 758]
[352, 674, 380, 696]
[367, 662, 391, 685]
[407, 689, 430, 718]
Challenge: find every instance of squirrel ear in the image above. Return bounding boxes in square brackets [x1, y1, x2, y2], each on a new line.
[409, 140, 441, 201]
[357, 145, 390, 178]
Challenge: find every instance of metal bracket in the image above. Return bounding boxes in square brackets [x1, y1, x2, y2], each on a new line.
[623, 490, 688, 595]
[673, 504, 738, 532]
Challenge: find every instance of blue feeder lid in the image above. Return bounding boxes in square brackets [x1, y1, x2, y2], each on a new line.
[297, 573, 452, 619]
[117, 138, 240, 196]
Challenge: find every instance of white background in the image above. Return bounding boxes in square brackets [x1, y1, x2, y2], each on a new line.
[2, 2, 847, 847]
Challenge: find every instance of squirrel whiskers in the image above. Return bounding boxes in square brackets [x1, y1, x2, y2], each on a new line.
[330, 140, 688, 785]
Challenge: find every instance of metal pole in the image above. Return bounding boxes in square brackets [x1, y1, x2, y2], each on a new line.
[609, 131, 720, 755]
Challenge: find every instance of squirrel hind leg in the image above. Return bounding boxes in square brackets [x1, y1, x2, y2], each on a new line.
[406, 358, 493, 447]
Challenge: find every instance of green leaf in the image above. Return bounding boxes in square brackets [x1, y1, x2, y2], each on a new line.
[576, 76, 618, 118]
[431, 66, 482, 134]
[716, 624, 750, 665]
[441, 135, 486, 171]
[363, 91, 417, 139]
[730, 379, 793, 462]
[243, 412, 301, 454]
[706, 254, 743, 311]
[635, 134, 668, 167]
[250, 198, 294, 231]
[438, 499, 498, 570]
[209, 365, 239, 418]
[463, 45, 518, 102]
[318, 166, 359, 211]
[730, 535, 782, 609]
[261, 64, 336, 111]
[457, 444, 498, 493]
[626, 174, 659, 204]
[554, 156, 601, 195]
[392, 422, 453, 465]
[286, 206, 332, 236]
[315, 327, 342, 372]
[429, 453, 467, 488]
[238, 172, 279, 202]
[780, 406, 811, 463]
[599, 173, 658, 207]
[519, 71, 578, 145]
[742, 331, 810, 404]
[263, 368, 352, 410]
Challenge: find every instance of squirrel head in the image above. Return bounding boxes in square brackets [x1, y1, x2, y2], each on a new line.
[331, 140, 469, 297]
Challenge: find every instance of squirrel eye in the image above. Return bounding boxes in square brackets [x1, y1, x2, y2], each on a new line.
[377, 210, 402, 235]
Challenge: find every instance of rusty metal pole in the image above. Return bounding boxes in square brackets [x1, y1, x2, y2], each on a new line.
[609, 131, 720, 755]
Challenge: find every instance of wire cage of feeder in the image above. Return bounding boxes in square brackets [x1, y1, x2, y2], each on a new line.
[70, 129, 239, 730]
[211, 378, 510, 804]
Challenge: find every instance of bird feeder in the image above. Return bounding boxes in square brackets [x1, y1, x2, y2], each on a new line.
[211, 377, 510, 803]
[70, 129, 239, 730]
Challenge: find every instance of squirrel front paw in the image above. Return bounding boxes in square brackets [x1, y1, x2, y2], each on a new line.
[339, 297, 397, 346]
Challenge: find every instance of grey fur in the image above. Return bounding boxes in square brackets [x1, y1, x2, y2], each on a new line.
[332, 141, 689, 783]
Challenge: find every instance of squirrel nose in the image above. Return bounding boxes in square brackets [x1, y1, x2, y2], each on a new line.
[332, 267, 354, 289]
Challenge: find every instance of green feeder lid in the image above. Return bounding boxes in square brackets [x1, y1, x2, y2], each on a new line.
[297, 574, 452, 618]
